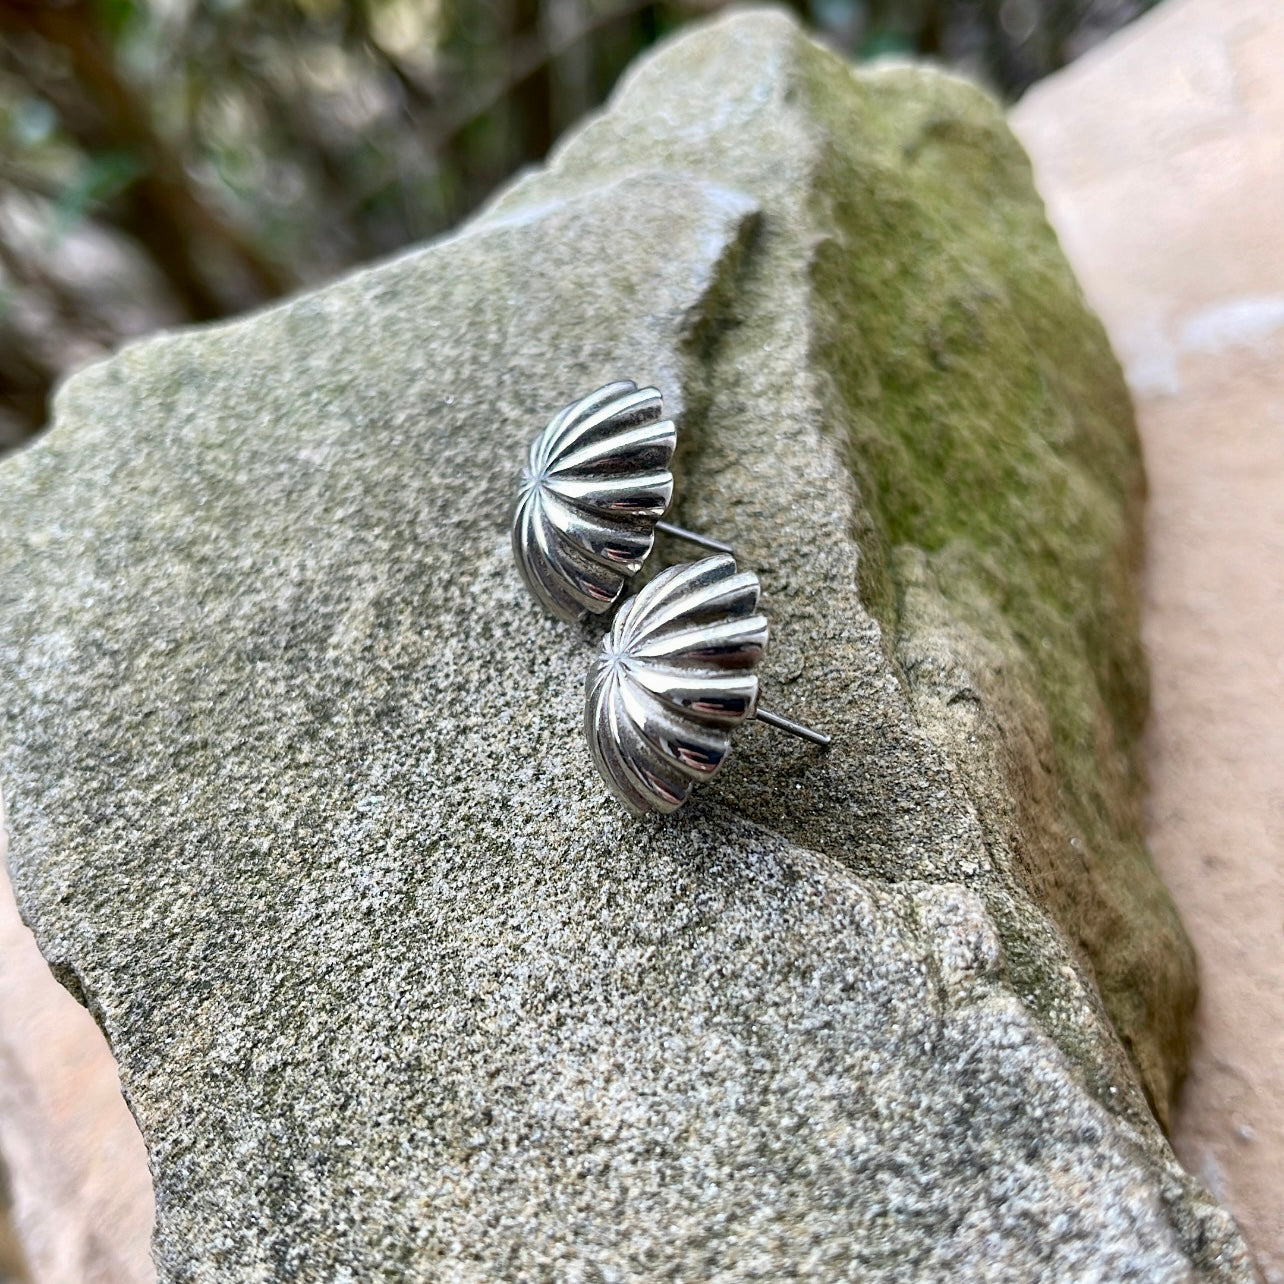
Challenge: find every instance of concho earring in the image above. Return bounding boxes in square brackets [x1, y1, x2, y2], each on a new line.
[512, 380, 731, 624]
[584, 554, 830, 816]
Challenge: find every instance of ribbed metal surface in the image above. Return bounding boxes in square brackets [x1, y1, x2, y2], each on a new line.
[512, 381, 676, 623]
[584, 555, 768, 816]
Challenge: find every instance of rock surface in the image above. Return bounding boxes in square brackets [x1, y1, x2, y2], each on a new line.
[0, 816, 154, 1284]
[0, 9, 1254, 1279]
[1014, 1, 1284, 1276]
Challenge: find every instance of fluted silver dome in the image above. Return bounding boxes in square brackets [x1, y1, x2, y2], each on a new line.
[584, 555, 768, 816]
[513, 381, 676, 624]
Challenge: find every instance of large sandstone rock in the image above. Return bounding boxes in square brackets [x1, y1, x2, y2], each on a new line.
[0, 9, 1255, 1279]
[1014, 0, 1284, 1274]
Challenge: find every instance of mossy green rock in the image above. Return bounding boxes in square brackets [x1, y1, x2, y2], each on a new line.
[0, 9, 1254, 1280]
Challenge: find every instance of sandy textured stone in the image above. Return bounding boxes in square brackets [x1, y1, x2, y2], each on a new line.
[1014, 1, 1284, 1277]
[0, 9, 1254, 1279]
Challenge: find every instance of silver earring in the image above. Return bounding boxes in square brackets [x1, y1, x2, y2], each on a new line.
[584, 554, 830, 816]
[512, 380, 731, 624]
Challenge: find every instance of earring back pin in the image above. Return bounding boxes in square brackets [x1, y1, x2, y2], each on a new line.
[653, 520, 733, 556]
[754, 705, 831, 747]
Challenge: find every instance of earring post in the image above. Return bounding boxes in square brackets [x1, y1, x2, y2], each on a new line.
[654, 520, 734, 556]
[755, 706, 832, 747]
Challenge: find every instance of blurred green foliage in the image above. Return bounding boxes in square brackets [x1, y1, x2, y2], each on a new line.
[0, 0, 1157, 446]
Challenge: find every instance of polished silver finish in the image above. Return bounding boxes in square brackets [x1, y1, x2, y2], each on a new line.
[512, 382, 735, 622]
[584, 555, 829, 817]
[513, 381, 677, 624]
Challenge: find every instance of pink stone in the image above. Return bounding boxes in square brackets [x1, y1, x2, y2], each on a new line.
[1014, 3, 1284, 1275]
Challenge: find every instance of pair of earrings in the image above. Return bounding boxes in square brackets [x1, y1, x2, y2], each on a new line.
[512, 380, 829, 817]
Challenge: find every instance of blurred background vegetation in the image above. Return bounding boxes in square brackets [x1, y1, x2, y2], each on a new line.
[0, 0, 1159, 450]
